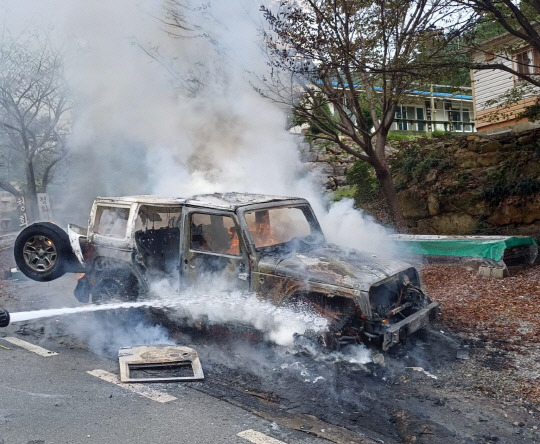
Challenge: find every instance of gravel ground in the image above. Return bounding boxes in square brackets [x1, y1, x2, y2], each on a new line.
[421, 263, 540, 406]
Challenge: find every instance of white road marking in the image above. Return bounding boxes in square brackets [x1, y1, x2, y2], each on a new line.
[2, 337, 58, 357]
[237, 429, 288, 444]
[87, 369, 177, 403]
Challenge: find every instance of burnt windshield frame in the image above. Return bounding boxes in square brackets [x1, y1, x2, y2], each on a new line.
[238, 202, 325, 253]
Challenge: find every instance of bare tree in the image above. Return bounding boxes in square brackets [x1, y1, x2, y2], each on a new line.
[261, 0, 469, 228]
[0, 39, 70, 222]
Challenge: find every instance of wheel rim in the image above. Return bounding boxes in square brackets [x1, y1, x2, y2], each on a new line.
[23, 235, 57, 272]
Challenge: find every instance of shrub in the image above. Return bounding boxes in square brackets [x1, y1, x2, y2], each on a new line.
[331, 187, 357, 201]
[431, 129, 446, 138]
[512, 178, 540, 195]
[480, 179, 540, 205]
[391, 144, 453, 183]
[346, 161, 379, 205]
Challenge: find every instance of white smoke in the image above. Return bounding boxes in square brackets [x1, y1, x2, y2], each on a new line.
[0, 0, 391, 252]
[63, 311, 175, 357]
[1, 1, 396, 353]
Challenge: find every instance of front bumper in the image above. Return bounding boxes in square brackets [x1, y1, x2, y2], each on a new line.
[382, 301, 440, 350]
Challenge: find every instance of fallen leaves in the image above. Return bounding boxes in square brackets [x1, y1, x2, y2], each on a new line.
[421, 264, 540, 344]
[421, 263, 540, 404]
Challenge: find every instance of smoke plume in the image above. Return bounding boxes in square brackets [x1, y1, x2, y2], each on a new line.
[1, 0, 394, 354]
[1, 0, 392, 253]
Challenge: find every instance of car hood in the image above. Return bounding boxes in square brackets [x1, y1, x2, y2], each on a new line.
[258, 244, 414, 292]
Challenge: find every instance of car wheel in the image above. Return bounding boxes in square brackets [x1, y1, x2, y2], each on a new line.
[92, 272, 139, 304]
[14, 222, 71, 282]
[92, 272, 143, 327]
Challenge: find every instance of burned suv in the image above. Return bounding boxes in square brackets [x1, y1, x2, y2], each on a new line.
[14, 193, 439, 350]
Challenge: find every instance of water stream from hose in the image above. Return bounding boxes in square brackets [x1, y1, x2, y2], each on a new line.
[6, 289, 329, 347]
[8, 299, 170, 323]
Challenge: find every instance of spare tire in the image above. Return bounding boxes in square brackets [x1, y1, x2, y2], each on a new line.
[14, 222, 72, 282]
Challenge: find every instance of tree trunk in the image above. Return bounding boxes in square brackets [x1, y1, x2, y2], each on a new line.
[374, 163, 406, 231]
[25, 159, 39, 222]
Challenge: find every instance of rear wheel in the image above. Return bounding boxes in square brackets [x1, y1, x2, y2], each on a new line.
[14, 223, 71, 282]
[92, 271, 139, 304]
[91, 271, 143, 326]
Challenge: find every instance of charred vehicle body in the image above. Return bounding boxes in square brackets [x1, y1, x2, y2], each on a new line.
[14, 193, 439, 350]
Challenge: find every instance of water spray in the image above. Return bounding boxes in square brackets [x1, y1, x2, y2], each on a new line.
[0, 287, 330, 347]
[1, 300, 170, 325]
[0, 300, 177, 328]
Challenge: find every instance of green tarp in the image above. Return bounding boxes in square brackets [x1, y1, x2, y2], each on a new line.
[388, 235, 538, 262]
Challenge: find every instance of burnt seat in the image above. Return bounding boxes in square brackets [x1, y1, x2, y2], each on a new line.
[135, 227, 180, 274]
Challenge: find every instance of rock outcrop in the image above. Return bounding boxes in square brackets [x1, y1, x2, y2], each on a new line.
[302, 129, 540, 237]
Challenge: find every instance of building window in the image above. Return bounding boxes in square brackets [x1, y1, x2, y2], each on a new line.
[514, 48, 540, 78]
[416, 107, 425, 131]
[449, 108, 473, 132]
[395, 105, 408, 130]
[394, 105, 427, 131]
[463, 111, 473, 132]
[450, 109, 463, 131]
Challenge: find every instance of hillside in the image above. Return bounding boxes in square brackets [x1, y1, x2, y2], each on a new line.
[390, 130, 540, 237]
[303, 129, 540, 238]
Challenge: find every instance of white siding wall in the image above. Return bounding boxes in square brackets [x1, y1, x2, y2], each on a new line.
[472, 53, 514, 110]
[473, 50, 540, 111]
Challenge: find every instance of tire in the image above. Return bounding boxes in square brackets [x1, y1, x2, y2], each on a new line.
[14, 222, 71, 282]
[92, 271, 139, 304]
[92, 271, 143, 327]
[0, 309, 10, 328]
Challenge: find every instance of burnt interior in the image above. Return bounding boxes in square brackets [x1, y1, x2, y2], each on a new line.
[134, 205, 181, 275]
[135, 227, 180, 274]
[368, 268, 429, 322]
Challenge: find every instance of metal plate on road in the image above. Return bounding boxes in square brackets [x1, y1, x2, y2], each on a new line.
[118, 344, 204, 383]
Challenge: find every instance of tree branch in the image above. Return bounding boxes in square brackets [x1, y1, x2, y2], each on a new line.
[0, 179, 21, 197]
